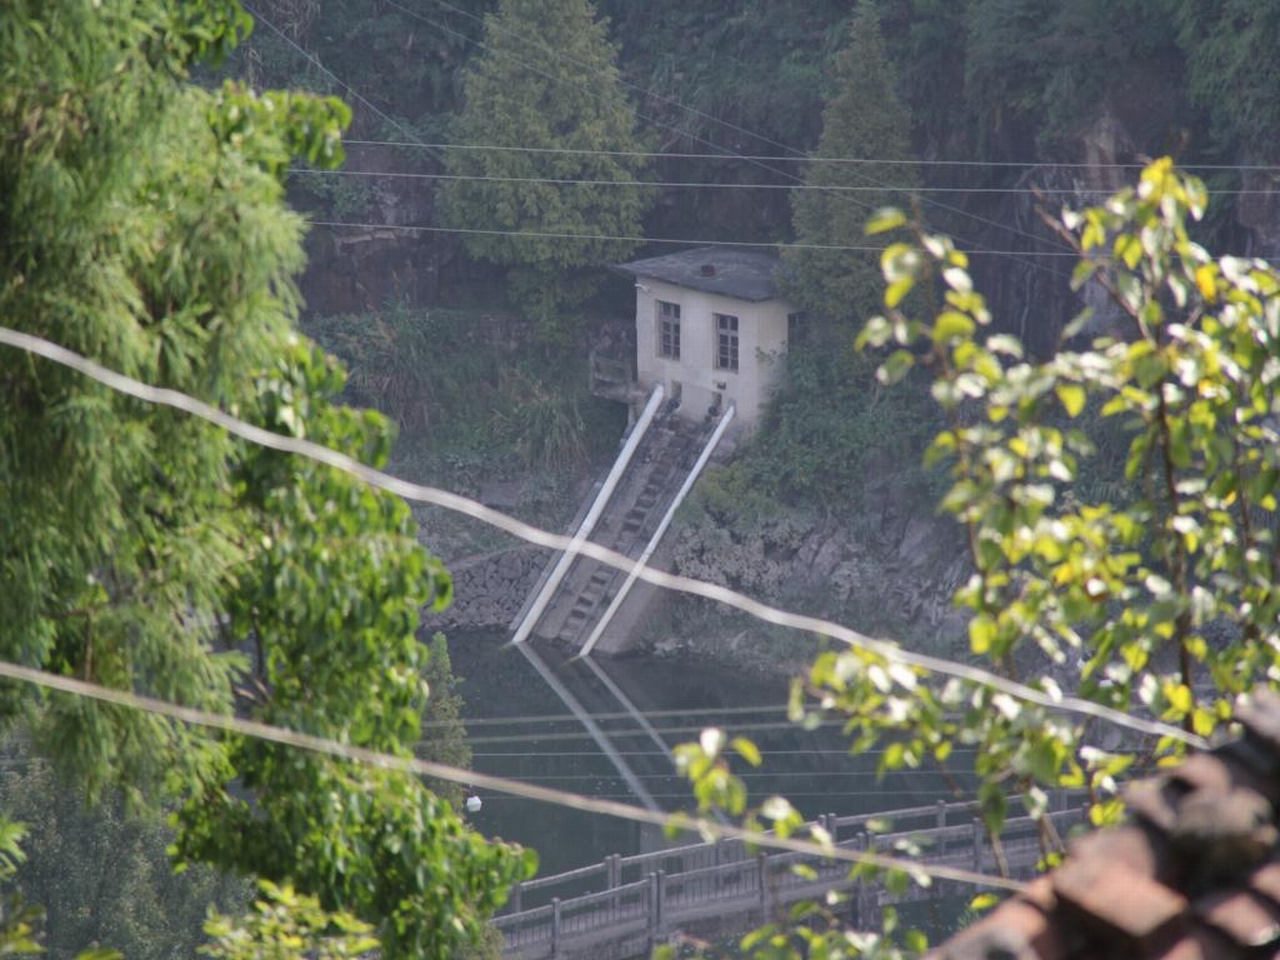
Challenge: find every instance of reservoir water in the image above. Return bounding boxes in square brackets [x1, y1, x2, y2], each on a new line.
[449, 631, 965, 878]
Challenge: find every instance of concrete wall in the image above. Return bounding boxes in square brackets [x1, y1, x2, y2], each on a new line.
[633, 280, 790, 430]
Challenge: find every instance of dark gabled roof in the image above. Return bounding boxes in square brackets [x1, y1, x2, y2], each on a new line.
[615, 247, 784, 302]
[931, 687, 1280, 960]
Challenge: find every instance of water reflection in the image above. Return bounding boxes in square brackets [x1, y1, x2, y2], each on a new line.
[449, 632, 966, 877]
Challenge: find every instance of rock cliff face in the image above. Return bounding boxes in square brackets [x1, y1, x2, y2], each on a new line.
[415, 460, 972, 668]
[656, 483, 971, 664]
[958, 92, 1280, 356]
[296, 143, 452, 317]
[422, 545, 548, 633]
[1236, 167, 1280, 259]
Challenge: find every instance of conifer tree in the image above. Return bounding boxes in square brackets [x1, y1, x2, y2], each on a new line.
[441, 0, 650, 335]
[782, 0, 918, 322]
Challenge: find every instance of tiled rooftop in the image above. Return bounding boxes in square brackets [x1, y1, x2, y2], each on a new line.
[615, 247, 783, 302]
[931, 688, 1280, 960]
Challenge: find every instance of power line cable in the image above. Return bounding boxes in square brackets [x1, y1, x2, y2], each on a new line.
[0, 657, 1023, 892]
[293, 167, 1278, 197]
[251, 0, 1065, 278]
[304, 218, 1084, 257]
[462, 720, 850, 746]
[485, 791, 961, 800]
[0, 325, 1208, 752]
[467, 771, 975, 782]
[395, 0, 1072, 265]
[470, 749, 980, 759]
[341, 139, 1280, 173]
[437, 702, 799, 728]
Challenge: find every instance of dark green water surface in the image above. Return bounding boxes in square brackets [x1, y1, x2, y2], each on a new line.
[449, 632, 964, 878]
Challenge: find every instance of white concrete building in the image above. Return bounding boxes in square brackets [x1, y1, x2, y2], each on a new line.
[616, 247, 795, 431]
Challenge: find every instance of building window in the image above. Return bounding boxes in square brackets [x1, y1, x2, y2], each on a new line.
[715, 313, 739, 372]
[657, 300, 681, 359]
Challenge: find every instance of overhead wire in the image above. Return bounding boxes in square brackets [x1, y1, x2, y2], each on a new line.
[245, 0, 1071, 279]
[461, 720, 851, 746]
[293, 167, 1279, 197]
[465, 771, 974, 783]
[303, 219, 1084, 256]
[0, 657, 1023, 893]
[393, 0, 1074, 266]
[431, 702, 801, 728]
[470, 749, 980, 758]
[341, 139, 1280, 173]
[0, 325, 1209, 753]
[483, 793, 963, 802]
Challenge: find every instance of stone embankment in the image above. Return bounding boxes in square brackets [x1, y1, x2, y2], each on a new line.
[419, 482, 973, 666]
[653, 479, 973, 666]
[423, 545, 549, 632]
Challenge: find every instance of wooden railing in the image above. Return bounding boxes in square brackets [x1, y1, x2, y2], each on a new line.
[495, 797, 1084, 960]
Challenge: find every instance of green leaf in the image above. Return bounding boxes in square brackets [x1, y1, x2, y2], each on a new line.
[1070, 260, 1099, 294]
[933, 310, 976, 342]
[969, 893, 999, 913]
[885, 276, 915, 308]
[881, 242, 921, 282]
[865, 207, 906, 235]
[877, 350, 915, 385]
[969, 615, 997, 655]
[732, 737, 762, 767]
[942, 266, 973, 292]
[1055, 383, 1086, 418]
[986, 334, 1024, 357]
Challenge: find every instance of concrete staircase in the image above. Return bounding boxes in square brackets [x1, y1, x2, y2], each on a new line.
[529, 414, 708, 649]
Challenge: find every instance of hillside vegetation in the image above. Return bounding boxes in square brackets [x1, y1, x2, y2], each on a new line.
[230, 0, 1280, 645]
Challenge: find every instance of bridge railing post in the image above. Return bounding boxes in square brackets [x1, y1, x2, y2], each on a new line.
[757, 852, 769, 920]
[656, 869, 666, 936]
[646, 872, 659, 954]
[827, 811, 838, 844]
[608, 853, 621, 918]
[550, 898, 561, 960]
[510, 881, 522, 915]
[855, 832, 874, 930]
[972, 817, 983, 874]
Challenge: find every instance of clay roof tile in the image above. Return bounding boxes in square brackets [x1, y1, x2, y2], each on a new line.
[1194, 889, 1280, 949]
[929, 687, 1280, 960]
[1051, 857, 1189, 953]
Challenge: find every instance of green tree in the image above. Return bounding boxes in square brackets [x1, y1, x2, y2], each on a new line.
[201, 880, 378, 960]
[418, 633, 473, 809]
[829, 158, 1279, 837]
[0, 748, 246, 960]
[0, 820, 46, 960]
[781, 0, 919, 322]
[678, 159, 1280, 957]
[1169, 0, 1280, 159]
[0, 2, 529, 957]
[441, 0, 650, 336]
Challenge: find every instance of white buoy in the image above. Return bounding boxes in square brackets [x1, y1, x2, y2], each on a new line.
[466, 794, 482, 813]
